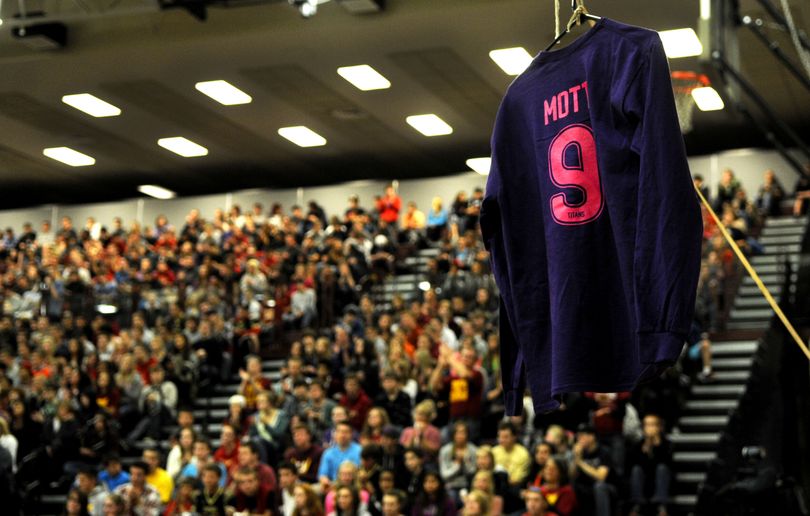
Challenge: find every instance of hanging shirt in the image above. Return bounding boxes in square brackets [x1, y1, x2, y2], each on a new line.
[480, 18, 702, 415]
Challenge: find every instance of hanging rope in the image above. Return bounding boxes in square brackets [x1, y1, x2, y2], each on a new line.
[554, 0, 561, 39]
[779, 0, 810, 79]
[694, 185, 810, 361]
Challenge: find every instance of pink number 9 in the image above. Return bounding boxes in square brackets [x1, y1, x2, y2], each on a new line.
[547, 123, 604, 226]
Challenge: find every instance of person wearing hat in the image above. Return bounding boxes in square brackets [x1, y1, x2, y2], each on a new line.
[572, 424, 614, 516]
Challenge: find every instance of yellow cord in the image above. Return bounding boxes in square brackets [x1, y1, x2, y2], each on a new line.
[694, 185, 810, 360]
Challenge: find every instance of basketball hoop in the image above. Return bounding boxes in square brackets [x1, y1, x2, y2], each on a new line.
[671, 71, 711, 134]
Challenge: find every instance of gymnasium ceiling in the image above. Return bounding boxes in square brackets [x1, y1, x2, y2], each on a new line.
[0, 0, 808, 208]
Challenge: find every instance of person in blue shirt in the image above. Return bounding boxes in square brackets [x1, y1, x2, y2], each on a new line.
[318, 421, 362, 491]
[180, 438, 227, 487]
[426, 196, 449, 242]
[98, 454, 130, 492]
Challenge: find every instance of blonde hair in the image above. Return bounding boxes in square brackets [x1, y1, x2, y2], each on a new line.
[464, 489, 492, 516]
[472, 470, 495, 496]
[413, 399, 437, 422]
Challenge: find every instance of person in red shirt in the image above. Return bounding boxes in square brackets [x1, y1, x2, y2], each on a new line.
[133, 344, 156, 385]
[230, 442, 277, 493]
[540, 457, 577, 516]
[339, 374, 372, 432]
[375, 185, 402, 225]
[430, 345, 484, 441]
[163, 476, 196, 516]
[214, 423, 241, 476]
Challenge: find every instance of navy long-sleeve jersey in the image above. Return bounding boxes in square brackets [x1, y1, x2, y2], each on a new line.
[480, 18, 703, 415]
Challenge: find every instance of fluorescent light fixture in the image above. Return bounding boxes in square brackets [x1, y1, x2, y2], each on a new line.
[43, 147, 95, 167]
[138, 184, 177, 200]
[337, 65, 391, 91]
[194, 80, 252, 106]
[406, 114, 453, 137]
[278, 126, 327, 147]
[158, 137, 208, 157]
[700, 0, 711, 20]
[466, 157, 492, 175]
[692, 86, 725, 111]
[658, 28, 703, 58]
[62, 93, 121, 117]
[97, 304, 118, 315]
[489, 47, 534, 75]
[418, 281, 431, 292]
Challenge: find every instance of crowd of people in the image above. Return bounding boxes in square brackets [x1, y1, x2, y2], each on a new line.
[0, 167, 805, 516]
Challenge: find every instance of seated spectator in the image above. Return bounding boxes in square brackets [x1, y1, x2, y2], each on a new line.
[318, 422, 362, 489]
[403, 447, 426, 511]
[284, 424, 323, 485]
[64, 487, 89, 516]
[585, 392, 630, 476]
[374, 370, 412, 428]
[339, 374, 373, 433]
[292, 483, 325, 516]
[226, 467, 275, 516]
[521, 487, 548, 516]
[380, 427, 409, 490]
[239, 354, 271, 411]
[628, 414, 673, 516]
[301, 381, 337, 440]
[461, 489, 491, 516]
[439, 421, 478, 500]
[181, 438, 226, 486]
[324, 461, 370, 515]
[250, 391, 290, 466]
[399, 400, 442, 458]
[163, 476, 196, 516]
[194, 463, 227, 515]
[756, 169, 785, 217]
[101, 494, 126, 516]
[99, 454, 130, 492]
[359, 407, 390, 446]
[225, 394, 251, 439]
[231, 441, 277, 493]
[426, 196, 449, 242]
[214, 424, 241, 474]
[571, 424, 614, 516]
[492, 421, 531, 487]
[75, 465, 107, 516]
[411, 468, 456, 516]
[794, 166, 810, 216]
[142, 447, 174, 505]
[277, 462, 299, 516]
[527, 441, 555, 488]
[540, 457, 577, 516]
[714, 168, 740, 212]
[283, 279, 317, 329]
[165, 427, 196, 481]
[381, 489, 406, 516]
[113, 461, 162, 516]
[468, 470, 503, 516]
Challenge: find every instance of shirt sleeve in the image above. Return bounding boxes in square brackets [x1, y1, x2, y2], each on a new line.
[623, 35, 703, 364]
[480, 98, 527, 417]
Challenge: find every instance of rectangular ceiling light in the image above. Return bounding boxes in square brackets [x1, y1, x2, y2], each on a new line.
[658, 28, 703, 58]
[278, 126, 327, 147]
[158, 136, 208, 157]
[194, 80, 252, 106]
[138, 184, 177, 200]
[62, 93, 121, 117]
[43, 147, 95, 166]
[692, 86, 725, 111]
[489, 47, 533, 75]
[466, 157, 492, 175]
[337, 64, 391, 91]
[406, 114, 453, 137]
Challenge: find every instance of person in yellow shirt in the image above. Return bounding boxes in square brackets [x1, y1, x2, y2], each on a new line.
[491, 421, 531, 486]
[143, 447, 174, 504]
